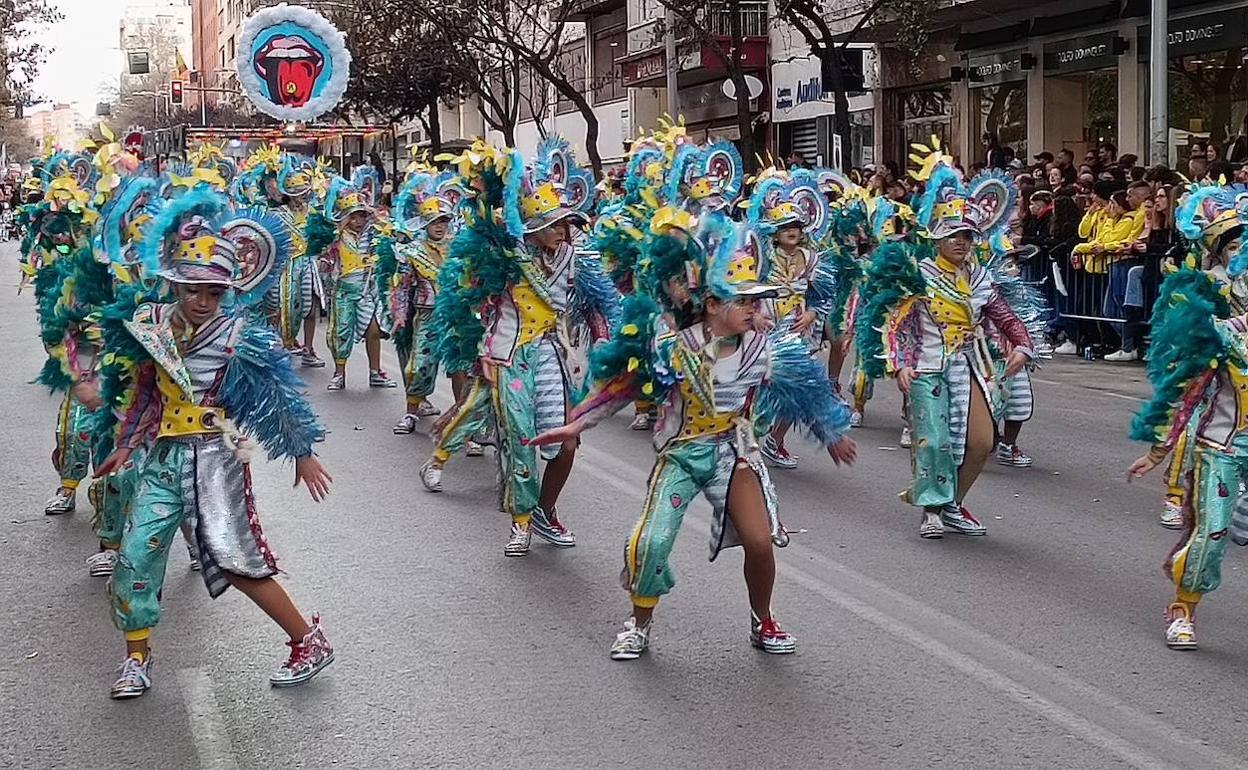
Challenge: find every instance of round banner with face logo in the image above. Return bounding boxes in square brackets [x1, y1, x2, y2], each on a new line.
[236, 3, 351, 122]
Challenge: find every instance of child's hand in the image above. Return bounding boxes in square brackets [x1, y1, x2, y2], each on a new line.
[1127, 454, 1162, 482]
[527, 419, 586, 447]
[95, 447, 135, 478]
[295, 455, 333, 502]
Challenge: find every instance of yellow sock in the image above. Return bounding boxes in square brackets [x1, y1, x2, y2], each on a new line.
[432, 448, 450, 464]
[513, 514, 531, 527]
[1176, 589, 1202, 606]
[124, 628, 151, 643]
[60, 480, 80, 490]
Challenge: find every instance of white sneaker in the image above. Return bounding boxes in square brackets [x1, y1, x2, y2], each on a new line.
[393, 415, 417, 435]
[609, 617, 651, 660]
[629, 412, 653, 431]
[45, 488, 76, 515]
[415, 402, 440, 418]
[86, 549, 118, 577]
[1054, 341, 1078, 355]
[750, 613, 797, 654]
[899, 427, 913, 448]
[419, 461, 443, 493]
[109, 654, 152, 700]
[1104, 349, 1139, 362]
[919, 511, 944, 539]
[940, 504, 987, 536]
[1165, 604, 1198, 650]
[504, 521, 531, 557]
[849, 410, 863, 428]
[1160, 499, 1184, 530]
[465, 440, 484, 457]
[996, 443, 1034, 468]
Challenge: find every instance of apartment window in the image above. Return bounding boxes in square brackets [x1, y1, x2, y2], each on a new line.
[556, 42, 587, 115]
[518, 65, 549, 124]
[592, 27, 626, 105]
[220, 45, 226, 69]
[228, 35, 235, 61]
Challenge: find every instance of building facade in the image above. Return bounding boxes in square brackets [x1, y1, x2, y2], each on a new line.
[24, 104, 88, 147]
[816, 0, 1248, 169]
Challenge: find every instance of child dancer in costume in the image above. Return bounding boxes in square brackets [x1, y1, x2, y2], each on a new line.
[1127, 188, 1248, 648]
[379, 167, 457, 432]
[419, 139, 616, 555]
[96, 189, 334, 699]
[745, 168, 837, 470]
[532, 210, 855, 659]
[1154, 186, 1248, 530]
[26, 167, 101, 515]
[857, 146, 1036, 539]
[273, 153, 327, 368]
[993, 244, 1047, 469]
[316, 175, 395, 390]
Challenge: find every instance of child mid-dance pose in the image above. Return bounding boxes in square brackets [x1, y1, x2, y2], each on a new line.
[97, 193, 335, 699]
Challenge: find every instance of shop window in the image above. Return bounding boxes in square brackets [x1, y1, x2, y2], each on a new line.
[593, 27, 626, 105]
[894, 86, 950, 165]
[974, 82, 1027, 163]
[1168, 48, 1248, 163]
[1044, 69, 1117, 156]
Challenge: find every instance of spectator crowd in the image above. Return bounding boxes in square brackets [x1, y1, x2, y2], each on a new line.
[828, 134, 1247, 362]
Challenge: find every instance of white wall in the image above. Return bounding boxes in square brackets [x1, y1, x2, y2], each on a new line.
[487, 99, 632, 165]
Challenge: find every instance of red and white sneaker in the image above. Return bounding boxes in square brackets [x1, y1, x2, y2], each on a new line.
[368, 370, 398, 388]
[940, 504, 987, 536]
[750, 613, 797, 654]
[269, 615, 335, 687]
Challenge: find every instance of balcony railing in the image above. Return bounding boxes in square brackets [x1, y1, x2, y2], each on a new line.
[705, 1, 768, 39]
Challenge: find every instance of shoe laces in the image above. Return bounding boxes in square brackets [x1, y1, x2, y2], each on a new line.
[758, 617, 790, 641]
[546, 511, 568, 534]
[117, 655, 149, 684]
[282, 639, 312, 670]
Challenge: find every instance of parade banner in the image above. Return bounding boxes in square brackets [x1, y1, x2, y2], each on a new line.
[235, 3, 351, 122]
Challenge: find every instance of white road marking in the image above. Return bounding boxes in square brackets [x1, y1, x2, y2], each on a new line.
[178, 668, 240, 770]
[574, 444, 1243, 770]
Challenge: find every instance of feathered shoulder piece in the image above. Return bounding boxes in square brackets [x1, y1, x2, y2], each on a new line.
[220, 322, 326, 461]
[1131, 263, 1234, 443]
[582, 292, 671, 405]
[855, 240, 931, 379]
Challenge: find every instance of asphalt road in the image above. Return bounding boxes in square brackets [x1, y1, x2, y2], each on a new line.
[4, 242, 1247, 769]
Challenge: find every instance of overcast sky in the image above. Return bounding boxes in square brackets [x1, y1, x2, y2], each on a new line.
[30, 0, 126, 113]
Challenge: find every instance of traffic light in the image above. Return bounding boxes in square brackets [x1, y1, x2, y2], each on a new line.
[170, 80, 184, 105]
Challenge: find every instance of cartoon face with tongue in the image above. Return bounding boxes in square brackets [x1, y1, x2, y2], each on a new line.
[254, 34, 325, 108]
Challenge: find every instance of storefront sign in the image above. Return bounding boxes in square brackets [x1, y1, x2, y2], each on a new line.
[1137, 8, 1248, 60]
[772, 53, 873, 123]
[966, 51, 1026, 87]
[1044, 33, 1119, 73]
[621, 51, 666, 87]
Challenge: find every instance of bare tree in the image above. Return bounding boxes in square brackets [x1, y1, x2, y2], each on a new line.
[335, 0, 476, 154]
[651, 0, 767, 171]
[414, 0, 606, 178]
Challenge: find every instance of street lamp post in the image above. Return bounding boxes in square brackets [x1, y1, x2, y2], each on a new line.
[1149, 0, 1168, 165]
